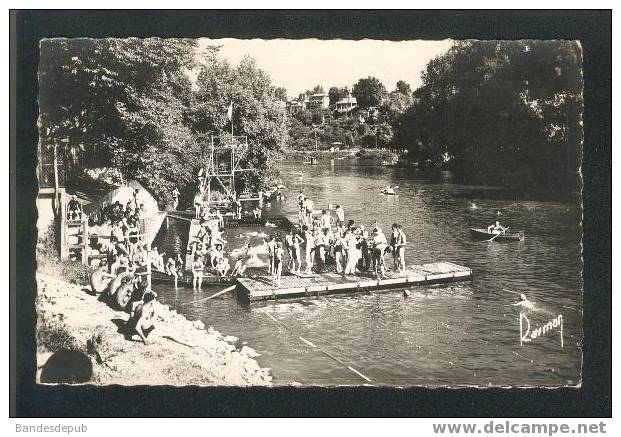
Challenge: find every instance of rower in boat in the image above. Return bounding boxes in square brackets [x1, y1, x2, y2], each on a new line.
[487, 220, 508, 235]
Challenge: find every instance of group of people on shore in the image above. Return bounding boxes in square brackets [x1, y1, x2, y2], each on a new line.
[90, 261, 157, 344]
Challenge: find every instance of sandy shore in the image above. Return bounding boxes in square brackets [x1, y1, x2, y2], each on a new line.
[36, 273, 272, 386]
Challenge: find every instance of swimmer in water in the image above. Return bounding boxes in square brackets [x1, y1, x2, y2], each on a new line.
[511, 293, 536, 311]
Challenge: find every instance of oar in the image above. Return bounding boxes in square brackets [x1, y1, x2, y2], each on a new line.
[179, 285, 236, 305]
[488, 227, 509, 242]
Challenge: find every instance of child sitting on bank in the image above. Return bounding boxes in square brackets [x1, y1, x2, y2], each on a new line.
[215, 257, 231, 277]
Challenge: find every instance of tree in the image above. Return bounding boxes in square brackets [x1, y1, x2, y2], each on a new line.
[189, 55, 288, 191]
[328, 86, 350, 106]
[352, 76, 387, 109]
[274, 86, 288, 101]
[38, 37, 199, 204]
[393, 40, 583, 197]
[395, 80, 411, 96]
[328, 86, 341, 106]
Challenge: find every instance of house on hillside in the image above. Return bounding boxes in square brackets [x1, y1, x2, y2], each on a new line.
[286, 99, 305, 114]
[335, 95, 357, 113]
[307, 93, 329, 110]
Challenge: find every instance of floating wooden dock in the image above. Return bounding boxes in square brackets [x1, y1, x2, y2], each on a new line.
[234, 261, 472, 303]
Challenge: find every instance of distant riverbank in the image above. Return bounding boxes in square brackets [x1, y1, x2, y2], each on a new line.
[286, 148, 399, 164]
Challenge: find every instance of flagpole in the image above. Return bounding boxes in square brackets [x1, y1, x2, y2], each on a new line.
[231, 102, 233, 138]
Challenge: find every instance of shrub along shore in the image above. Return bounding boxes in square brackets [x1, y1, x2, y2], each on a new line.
[36, 269, 272, 386]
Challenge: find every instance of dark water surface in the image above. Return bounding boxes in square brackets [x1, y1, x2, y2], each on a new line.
[154, 159, 583, 387]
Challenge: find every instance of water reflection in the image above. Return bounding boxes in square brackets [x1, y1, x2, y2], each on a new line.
[153, 159, 582, 387]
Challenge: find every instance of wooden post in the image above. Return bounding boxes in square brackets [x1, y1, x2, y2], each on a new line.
[81, 220, 88, 265]
[59, 191, 68, 260]
[147, 257, 152, 291]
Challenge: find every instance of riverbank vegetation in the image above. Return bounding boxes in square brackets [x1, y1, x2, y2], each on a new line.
[394, 40, 583, 198]
[39, 39, 287, 208]
[39, 39, 582, 204]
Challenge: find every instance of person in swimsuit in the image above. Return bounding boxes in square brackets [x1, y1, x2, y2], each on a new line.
[320, 210, 333, 230]
[231, 257, 247, 277]
[90, 261, 116, 294]
[315, 228, 330, 273]
[303, 226, 315, 274]
[272, 241, 284, 287]
[194, 192, 203, 219]
[192, 254, 204, 289]
[284, 229, 296, 272]
[371, 227, 388, 279]
[127, 291, 156, 344]
[266, 235, 277, 274]
[291, 230, 304, 274]
[216, 257, 231, 277]
[332, 204, 345, 227]
[396, 224, 407, 271]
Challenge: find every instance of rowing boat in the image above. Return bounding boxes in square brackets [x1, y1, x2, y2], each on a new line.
[469, 228, 525, 242]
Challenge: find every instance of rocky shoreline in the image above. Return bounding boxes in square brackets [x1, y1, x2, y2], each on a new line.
[36, 273, 272, 386]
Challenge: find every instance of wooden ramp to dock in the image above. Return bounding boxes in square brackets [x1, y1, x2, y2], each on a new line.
[235, 261, 472, 302]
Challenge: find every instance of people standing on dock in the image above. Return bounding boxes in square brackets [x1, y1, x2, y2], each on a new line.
[266, 235, 277, 274]
[272, 241, 284, 287]
[358, 225, 370, 271]
[320, 210, 333, 230]
[192, 254, 204, 289]
[390, 223, 400, 271]
[333, 232, 345, 273]
[304, 197, 315, 224]
[396, 224, 407, 271]
[315, 228, 330, 272]
[302, 225, 314, 274]
[370, 227, 388, 279]
[342, 228, 360, 276]
[291, 229, 304, 273]
[285, 229, 295, 272]
[332, 204, 345, 227]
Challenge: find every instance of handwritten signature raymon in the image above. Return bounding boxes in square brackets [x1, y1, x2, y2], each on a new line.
[519, 313, 563, 347]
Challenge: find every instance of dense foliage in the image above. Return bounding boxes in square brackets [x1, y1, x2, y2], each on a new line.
[186, 56, 288, 191]
[39, 39, 288, 205]
[352, 76, 388, 109]
[393, 40, 583, 196]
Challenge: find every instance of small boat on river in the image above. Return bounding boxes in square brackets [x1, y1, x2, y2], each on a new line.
[469, 228, 525, 242]
[381, 186, 398, 195]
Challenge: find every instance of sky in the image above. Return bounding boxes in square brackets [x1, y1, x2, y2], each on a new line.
[197, 38, 453, 98]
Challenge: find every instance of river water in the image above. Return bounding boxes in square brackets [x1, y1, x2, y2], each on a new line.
[153, 159, 583, 387]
